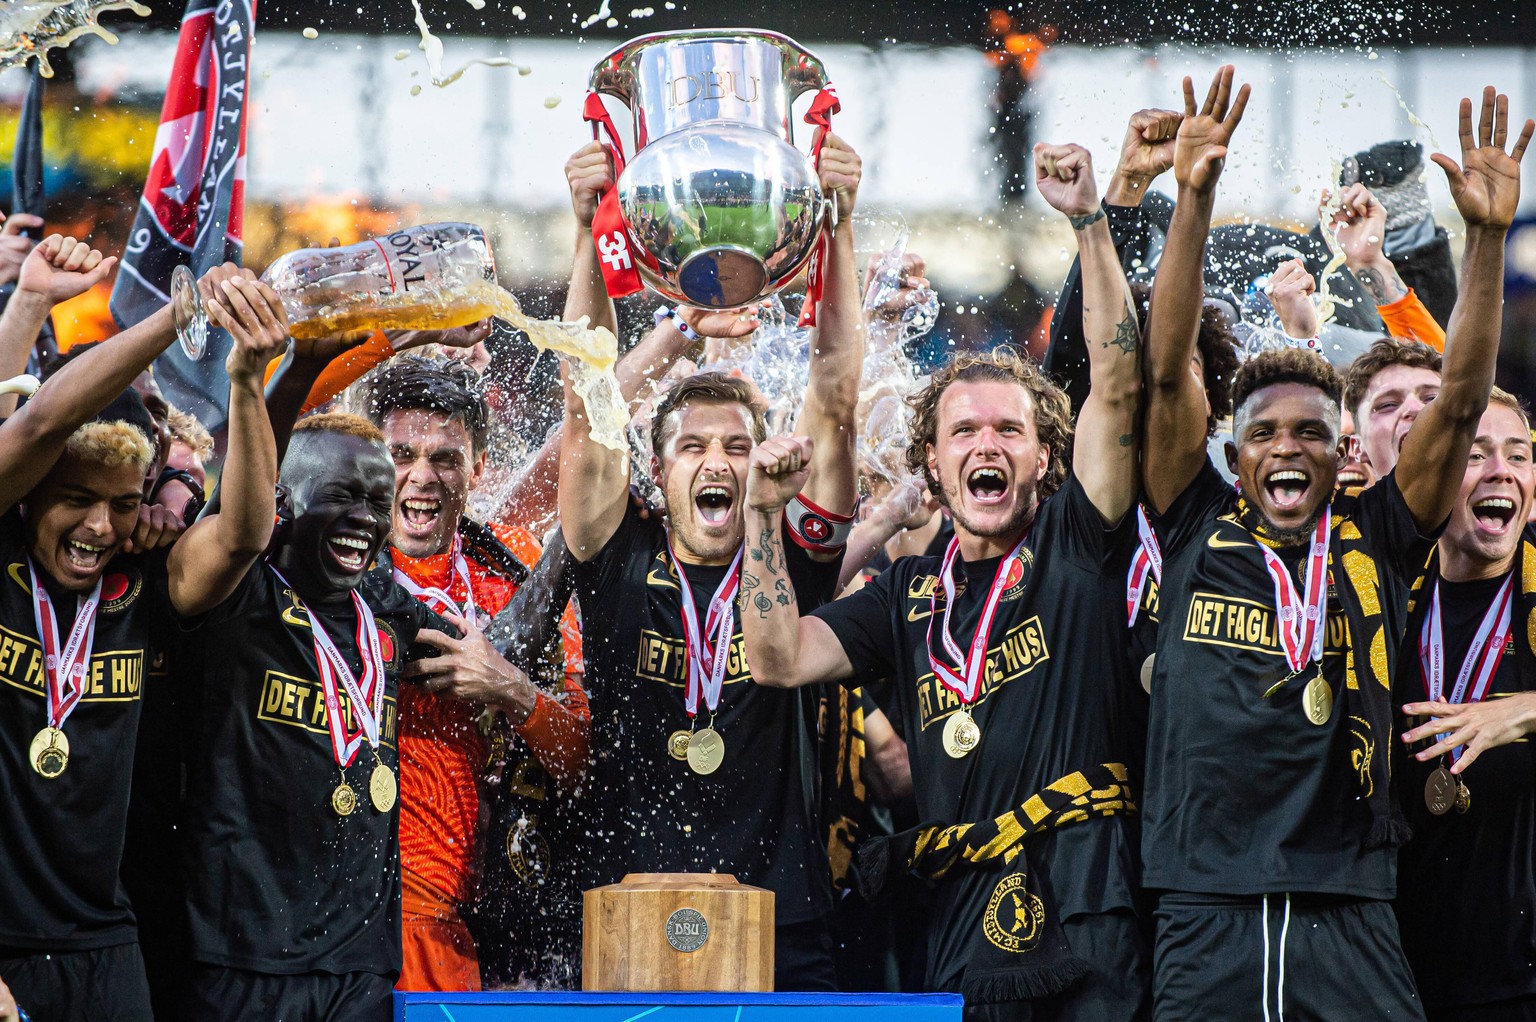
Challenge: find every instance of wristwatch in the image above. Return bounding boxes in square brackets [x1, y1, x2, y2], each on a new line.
[653, 305, 700, 342]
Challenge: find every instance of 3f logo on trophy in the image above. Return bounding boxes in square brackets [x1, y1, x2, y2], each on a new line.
[598, 230, 633, 272]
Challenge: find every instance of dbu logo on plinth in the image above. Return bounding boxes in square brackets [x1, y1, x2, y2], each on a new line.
[587, 29, 832, 309]
[583, 873, 775, 991]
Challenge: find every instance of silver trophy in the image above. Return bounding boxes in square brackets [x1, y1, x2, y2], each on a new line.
[589, 29, 831, 309]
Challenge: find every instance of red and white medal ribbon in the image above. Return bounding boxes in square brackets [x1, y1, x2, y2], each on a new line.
[1419, 574, 1513, 764]
[926, 533, 1029, 708]
[1125, 505, 1162, 627]
[392, 533, 476, 624]
[797, 82, 841, 329]
[272, 566, 385, 767]
[1257, 508, 1331, 675]
[667, 539, 743, 720]
[28, 559, 101, 733]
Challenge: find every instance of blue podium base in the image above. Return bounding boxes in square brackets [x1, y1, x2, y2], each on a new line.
[395, 991, 964, 1021]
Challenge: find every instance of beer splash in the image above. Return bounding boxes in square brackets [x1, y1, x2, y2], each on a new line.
[288, 279, 630, 453]
[0, 0, 149, 77]
[407, 0, 522, 88]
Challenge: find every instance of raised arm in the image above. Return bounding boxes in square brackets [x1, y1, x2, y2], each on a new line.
[0, 235, 115, 416]
[795, 133, 865, 527]
[739, 434, 858, 688]
[1396, 87, 1532, 532]
[0, 296, 191, 514]
[168, 275, 290, 616]
[563, 141, 620, 338]
[1035, 142, 1140, 524]
[1142, 66, 1250, 513]
[1330, 183, 1446, 350]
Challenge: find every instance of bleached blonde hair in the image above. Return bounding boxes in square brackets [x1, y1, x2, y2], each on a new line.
[63, 421, 154, 474]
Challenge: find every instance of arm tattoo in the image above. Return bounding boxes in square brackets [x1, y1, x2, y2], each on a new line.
[1119, 432, 1135, 447]
[1069, 207, 1107, 230]
[754, 592, 773, 618]
[760, 527, 779, 575]
[1353, 265, 1409, 305]
[775, 578, 793, 607]
[1106, 310, 1139, 355]
[741, 570, 760, 594]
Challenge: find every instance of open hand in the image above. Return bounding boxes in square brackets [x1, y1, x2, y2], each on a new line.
[1033, 142, 1100, 219]
[676, 301, 766, 339]
[747, 434, 814, 513]
[17, 234, 116, 304]
[209, 274, 291, 383]
[403, 615, 537, 719]
[1174, 65, 1251, 194]
[1432, 85, 1534, 230]
[1402, 692, 1536, 773]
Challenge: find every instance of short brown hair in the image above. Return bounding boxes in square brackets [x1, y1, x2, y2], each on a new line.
[904, 347, 1073, 502]
[1230, 346, 1344, 435]
[166, 407, 214, 462]
[294, 411, 386, 444]
[1343, 339, 1442, 417]
[650, 371, 768, 461]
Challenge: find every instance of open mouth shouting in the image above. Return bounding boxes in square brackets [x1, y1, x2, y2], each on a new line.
[694, 482, 735, 527]
[966, 466, 1009, 506]
[326, 531, 375, 575]
[1336, 465, 1370, 488]
[399, 496, 442, 538]
[1264, 468, 1313, 514]
[64, 538, 109, 574]
[1470, 495, 1520, 536]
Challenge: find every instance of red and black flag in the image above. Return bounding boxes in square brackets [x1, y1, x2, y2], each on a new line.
[109, 0, 255, 429]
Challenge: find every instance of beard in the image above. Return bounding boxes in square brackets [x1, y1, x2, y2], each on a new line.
[1257, 503, 1327, 547]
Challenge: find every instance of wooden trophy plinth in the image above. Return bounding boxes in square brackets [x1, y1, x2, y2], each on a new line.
[582, 872, 775, 992]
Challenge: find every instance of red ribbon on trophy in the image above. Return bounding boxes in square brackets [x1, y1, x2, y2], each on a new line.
[797, 82, 841, 328]
[583, 91, 647, 299]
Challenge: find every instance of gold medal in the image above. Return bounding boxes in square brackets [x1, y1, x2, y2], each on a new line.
[942, 707, 981, 759]
[369, 763, 397, 813]
[667, 729, 692, 761]
[29, 726, 69, 779]
[331, 782, 358, 817]
[1424, 765, 1455, 816]
[1302, 674, 1333, 726]
[1140, 654, 1156, 695]
[686, 727, 725, 775]
[1454, 780, 1471, 815]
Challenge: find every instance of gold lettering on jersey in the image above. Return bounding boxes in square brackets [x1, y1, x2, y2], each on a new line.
[916, 616, 1049, 730]
[0, 623, 143, 701]
[1181, 591, 1346, 657]
[256, 669, 398, 746]
[907, 575, 939, 601]
[635, 629, 753, 688]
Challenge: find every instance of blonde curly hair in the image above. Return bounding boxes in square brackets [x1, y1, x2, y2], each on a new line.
[904, 347, 1073, 502]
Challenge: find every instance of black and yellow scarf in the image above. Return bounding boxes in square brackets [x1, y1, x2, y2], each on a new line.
[1234, 494, 1409, 849]
[856, 762, 1135, 1003]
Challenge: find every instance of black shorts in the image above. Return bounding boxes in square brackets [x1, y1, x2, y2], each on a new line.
[184, 964, 394, 1022]
[776, 916, 838, 992]
[1154, 892, 1425, 1022]
[962, 909, 1151, 1022]
[0, 942, 152, 1022]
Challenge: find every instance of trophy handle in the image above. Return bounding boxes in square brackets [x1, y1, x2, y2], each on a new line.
[783, 48, 830, 104]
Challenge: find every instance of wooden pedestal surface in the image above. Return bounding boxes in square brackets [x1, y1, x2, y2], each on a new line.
[583, 872, 775, 992]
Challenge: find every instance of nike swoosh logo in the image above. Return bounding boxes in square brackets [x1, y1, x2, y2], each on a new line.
[907, 605, 932, 622]
[1207, 535, 1255, 550]
[646, 570, 679, 590]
